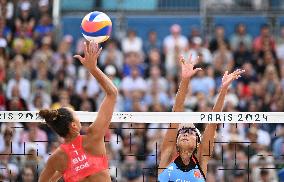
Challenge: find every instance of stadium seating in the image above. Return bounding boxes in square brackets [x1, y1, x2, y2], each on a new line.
[278, 168, 284, 182]
[270, 0, 283, 10]
[125, 15, 201, 41]
[213, 16, 269, 38]
[61, 0, 95, 11]
[158, 0, 200, 10]
[102, 0, 157, 10]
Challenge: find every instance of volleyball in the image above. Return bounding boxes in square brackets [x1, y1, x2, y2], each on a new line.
[80, 11, 112, 43]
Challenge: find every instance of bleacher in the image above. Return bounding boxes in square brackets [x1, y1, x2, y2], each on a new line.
[213, 16, 269, 38]
[60, 0, 201, 12]
[59, 0, 284, 44]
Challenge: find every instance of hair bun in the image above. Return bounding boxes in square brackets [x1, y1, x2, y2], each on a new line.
[39, 109, 59, 123]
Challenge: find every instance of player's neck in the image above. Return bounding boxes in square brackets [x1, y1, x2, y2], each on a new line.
[179, 150, 192, 165]
[65, 132, 80, 143]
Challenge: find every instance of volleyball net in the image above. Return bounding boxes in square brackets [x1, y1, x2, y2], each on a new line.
[0, 111, 283, 123]
[1, 111, 284, 181]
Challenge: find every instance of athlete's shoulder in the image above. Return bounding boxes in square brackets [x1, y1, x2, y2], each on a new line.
[158, 162, 175, 182]
[45, 148, 67, 172]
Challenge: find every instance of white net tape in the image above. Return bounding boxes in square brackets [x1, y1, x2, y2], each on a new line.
[0, 111, 283, 123]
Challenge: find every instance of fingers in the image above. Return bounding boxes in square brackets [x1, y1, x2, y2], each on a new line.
[235, 69, 245, 75]
[188, 54, 199, 65]
[188, 54, 192, 64]
[180, 54, 200, 65]
[97, 47, 102, 57]
[86, 41, 90, 52]
[224, 71, 228, 77]
[193, 67, 202, 73]
[232, 69, 245, 79]
[179, 55, 185, 65]
[90, 41, 95, 54]
[95, 42, 99, 52]
[89, 41, 101, 55]
[73, 55, 83, 62]
[84, 42, 88, 56]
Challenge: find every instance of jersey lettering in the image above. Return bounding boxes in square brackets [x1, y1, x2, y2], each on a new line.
[72, 154, 87, 164]
[75, 162, 89, 172]
[176, 180, 191, 182]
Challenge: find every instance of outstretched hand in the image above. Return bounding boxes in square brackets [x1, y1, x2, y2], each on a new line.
[74, 41, 102, 71]
[180, 55, 202, 79]
[221, 69, 245, 89]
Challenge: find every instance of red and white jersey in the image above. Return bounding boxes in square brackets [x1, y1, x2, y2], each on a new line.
[60, 135, 108, 182]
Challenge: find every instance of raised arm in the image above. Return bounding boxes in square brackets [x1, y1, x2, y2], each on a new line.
[196, 69, 245, 176]
[39, 152, 65, 182]
[159, 56, 201, 170]
[74, 42, 118, 140]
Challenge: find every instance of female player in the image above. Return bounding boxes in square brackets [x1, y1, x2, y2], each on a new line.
[158, 56, 244, 181]
[38, 41, 118, 182]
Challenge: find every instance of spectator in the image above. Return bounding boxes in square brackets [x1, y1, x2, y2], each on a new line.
[50, 89, 74, 109]
[123, 51, 144, 77]
[122, 29, 143, 54]
[251, 152, 278, 182]
[122, 156, 143, 181]
[50, 35, 74, 77]
[145, 48, 165, 77]
[19, 166, 35, 182]
[209, 25, 229, 53]
[32, 58, 52, 85]
[99, 39, 123, 70]
[184, 36, 213, 64]
[145, 81, 170, 110]
[6, 68, 30, 101]
[0, 18, 12, 44]
[32, 36, 53, 67]
[0, 150, 19, 182]
[253, 24, 276, 53]
[143, 30, 161, 54]
[212, 42, 234, 73]
[281, 65, 284, 90]
[163, 24, 188, 76]
[0, 57, 6, 84]
[232, 171, 246, 182]
[276, 26, 284, 64]
[272, 125, 284, 159]
[20, 122, 48, 154]
[15, 1, 35, 38]
[230, 23, 252, 51]
[12, 23, 35, 57]
[0, 127, 21, 154]
[190, 65, 215, 97]
[121, 66, 147, 97]
[76, 67, 100, 98]
[35, 0, 52, 22]
[261, 64, 281, 97]
[188, 26, 201, 45]
[233, 42, 253, 69]
[34, 13, 54, 42]
[146, 66, 168, 93]
[20, 143, 45, 176]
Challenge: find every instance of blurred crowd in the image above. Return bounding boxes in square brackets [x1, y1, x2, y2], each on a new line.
[0, 0, 284, 182]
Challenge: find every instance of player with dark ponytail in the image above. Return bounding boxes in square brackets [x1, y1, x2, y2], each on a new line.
[38, 41, 118, 182]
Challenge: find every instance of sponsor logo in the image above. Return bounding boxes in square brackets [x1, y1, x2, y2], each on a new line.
[194, 170, 201, 178]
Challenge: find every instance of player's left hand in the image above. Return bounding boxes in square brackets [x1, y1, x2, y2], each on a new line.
[221, 69, 245, 89]
[180, 54, 202, 79]
[74, 41, 102, 71]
